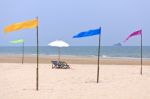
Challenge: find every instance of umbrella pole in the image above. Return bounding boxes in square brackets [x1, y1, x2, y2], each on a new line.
[58, 47, 60, 62]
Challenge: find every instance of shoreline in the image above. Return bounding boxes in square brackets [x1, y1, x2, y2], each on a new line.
[0, 54, 150, 65]
[1, 54, 150, 59]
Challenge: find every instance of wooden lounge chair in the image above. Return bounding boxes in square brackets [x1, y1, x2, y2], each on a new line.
[51, 61, 70, 69]
[58, 61, 70, 69]
[51, 61, 59, 69]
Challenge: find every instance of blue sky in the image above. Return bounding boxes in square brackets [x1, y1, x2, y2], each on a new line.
[0, 0, 150, 46]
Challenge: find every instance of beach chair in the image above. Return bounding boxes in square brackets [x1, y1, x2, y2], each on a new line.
[51, 61, 70, 69]
[58, 61, 70, 69]
[51, 61, 59, 69]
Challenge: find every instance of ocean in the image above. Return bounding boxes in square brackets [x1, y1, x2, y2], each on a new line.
[0, 46, 149, 58]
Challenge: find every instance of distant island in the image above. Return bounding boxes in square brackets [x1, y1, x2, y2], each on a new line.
[113, 43, 122, 47]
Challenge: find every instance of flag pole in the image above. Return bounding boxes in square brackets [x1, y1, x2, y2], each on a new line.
[36, 16, 39, 91]
[97, 27, 101, 83]
[22, 42, 24, 64]
[140, 31, 143, 75]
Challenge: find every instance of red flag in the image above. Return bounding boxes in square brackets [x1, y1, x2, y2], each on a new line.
[124, 30, 142, 42]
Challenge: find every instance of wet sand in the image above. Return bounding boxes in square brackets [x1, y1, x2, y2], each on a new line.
[0, 55, 150, 65]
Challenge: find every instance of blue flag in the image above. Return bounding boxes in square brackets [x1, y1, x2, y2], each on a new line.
[73, 28, 101, 38]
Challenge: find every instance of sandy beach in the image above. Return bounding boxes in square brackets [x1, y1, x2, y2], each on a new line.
[0, 55, 149, 99]
[0, 63, 150, 99]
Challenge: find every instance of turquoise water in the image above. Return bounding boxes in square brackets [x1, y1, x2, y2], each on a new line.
[0, 46, 149, 58]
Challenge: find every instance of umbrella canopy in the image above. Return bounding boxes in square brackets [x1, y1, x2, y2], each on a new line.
[48, 40, 69, 61]
[48, 40, 69, 47]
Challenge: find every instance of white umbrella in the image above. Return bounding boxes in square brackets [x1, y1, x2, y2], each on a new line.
[48, 40, 69, 61]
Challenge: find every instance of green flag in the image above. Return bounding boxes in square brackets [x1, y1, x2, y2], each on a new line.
[10, 39, 25, 64]
[10, 39, 24, 44]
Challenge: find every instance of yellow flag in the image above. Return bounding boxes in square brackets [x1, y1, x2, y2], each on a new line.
[4, 19, 38, 33]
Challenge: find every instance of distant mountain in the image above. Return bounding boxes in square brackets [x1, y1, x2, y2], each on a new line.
[113, 43, 122, 46]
